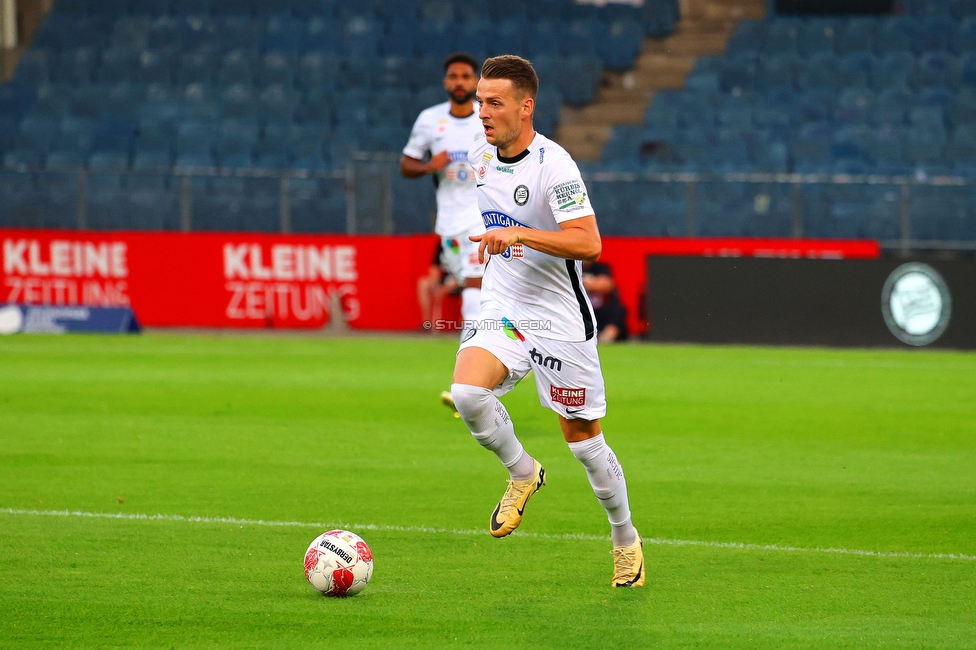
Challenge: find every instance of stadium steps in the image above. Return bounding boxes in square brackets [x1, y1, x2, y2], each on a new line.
[555, 0, 764, 162]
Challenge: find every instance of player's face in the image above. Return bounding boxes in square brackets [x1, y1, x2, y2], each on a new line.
[476, 77, 529, 150]
[444, 62, 478, 105]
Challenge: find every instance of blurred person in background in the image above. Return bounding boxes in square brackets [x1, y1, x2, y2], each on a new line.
[401, 52, 486, 416]
[417, 242, 460, 329]
[582, 260, 628, 343]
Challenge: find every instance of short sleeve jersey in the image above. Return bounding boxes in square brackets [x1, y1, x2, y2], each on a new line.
[403, 101, 486, 238]
[468, 132, 598, 342]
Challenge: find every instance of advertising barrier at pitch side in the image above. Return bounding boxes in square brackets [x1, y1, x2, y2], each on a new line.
[646, 256, 976, 349]
[0, 229, 436, 330]
[1, 228, 881, 333]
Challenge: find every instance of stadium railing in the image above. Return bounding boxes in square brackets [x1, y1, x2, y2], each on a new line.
[3, 159, 976, 251]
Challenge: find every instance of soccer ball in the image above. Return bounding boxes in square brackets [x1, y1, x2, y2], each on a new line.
[303, 530, 374, 597]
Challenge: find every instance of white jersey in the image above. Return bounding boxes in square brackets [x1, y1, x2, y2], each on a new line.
[468, 132, 598, 342]
[403, 101, 486, 238]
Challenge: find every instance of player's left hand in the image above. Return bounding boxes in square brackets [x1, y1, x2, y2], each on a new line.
[470, 228, 522, 263]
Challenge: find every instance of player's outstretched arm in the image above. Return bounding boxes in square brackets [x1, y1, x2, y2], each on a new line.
[400, 152, 452, 178]
[471, 215, 601, 263]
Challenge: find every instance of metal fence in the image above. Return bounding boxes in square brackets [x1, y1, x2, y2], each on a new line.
[2, 157, 976, 252]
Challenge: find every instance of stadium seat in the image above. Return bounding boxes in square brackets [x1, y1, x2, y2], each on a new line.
[876, 17, 917, 55]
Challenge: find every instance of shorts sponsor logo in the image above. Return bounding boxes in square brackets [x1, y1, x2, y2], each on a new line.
[550, 386, 585, 407]
[514, 184, 529, 206]
[500, 244, 523, 261]
[501, 317, 525, 341]
[530, 347, 562, 371]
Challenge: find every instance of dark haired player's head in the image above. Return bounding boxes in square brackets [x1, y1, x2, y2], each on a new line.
[480, 55, 539, 100]
[443, 53, 479, 106]
[477, 55, 538, 152]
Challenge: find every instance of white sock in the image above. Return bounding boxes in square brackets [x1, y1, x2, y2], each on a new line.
[451, 383, 536, 480]
[568, 433, 638, 547]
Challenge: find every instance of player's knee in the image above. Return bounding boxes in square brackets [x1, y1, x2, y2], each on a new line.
[450, 383, 492, 423]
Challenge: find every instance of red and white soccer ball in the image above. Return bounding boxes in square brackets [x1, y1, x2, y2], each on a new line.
[303, 530, 374, 597]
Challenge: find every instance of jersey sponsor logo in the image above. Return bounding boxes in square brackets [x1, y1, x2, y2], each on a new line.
[539, 147, 545, 164]
[448, 151, 469, 162]
[550, 386, 586, 407]
[478, 165, 487, 180]
[495, 165, 514, 174]
[514, 185, 529, 206]
[530, 347, 562, 371]
[553, 180, 587, 210]
[482, 211, 530, 230]
[445, 165, 472, 182]
[500, 243, 523, 261]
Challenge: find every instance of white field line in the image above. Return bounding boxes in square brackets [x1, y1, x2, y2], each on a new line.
[3, 508, 975, 563]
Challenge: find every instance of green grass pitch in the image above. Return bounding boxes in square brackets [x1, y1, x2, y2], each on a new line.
[1, 333, 975, 648]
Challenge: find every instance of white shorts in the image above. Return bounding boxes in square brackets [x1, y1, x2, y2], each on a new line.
[457, 309, 607, 420]
[441, 226, 486, 283]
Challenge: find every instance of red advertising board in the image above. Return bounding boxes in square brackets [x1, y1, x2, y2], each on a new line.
[0, 229, 437, 330]
[0, 229, 879, 333]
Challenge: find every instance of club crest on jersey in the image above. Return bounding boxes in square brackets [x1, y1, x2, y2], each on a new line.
[500, 244, 524, 261]
[514, 185, 529, 206]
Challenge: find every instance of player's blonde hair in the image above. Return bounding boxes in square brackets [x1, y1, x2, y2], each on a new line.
[481, 55, 539, 100]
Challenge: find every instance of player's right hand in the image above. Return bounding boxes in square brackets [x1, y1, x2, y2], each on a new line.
[426, 151, 451, 172]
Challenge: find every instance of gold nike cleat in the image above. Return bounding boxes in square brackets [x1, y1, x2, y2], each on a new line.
[489, 460, 546, 538]
[612, 533, 645, 587]
[440, 390, 460, 418]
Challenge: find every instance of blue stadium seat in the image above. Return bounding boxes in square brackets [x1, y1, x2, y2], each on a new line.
[764, 19, 801, 53]
[136, 49, 177, 85]
[258, 51, 297, 88]
[838, 52, 874, 88]
[797, 52, 842, 90]
[597, 18, 643, 71]
[108, 17, 147, 50]
[798, 19, 838, 57]
[949, 88, 976, 123]
[952, 17, 976, 53]
[835, 17, 876, 55]
[725, 20, 763, 54]
[15, 50, 50, 89]
[946, 124, 976, 164]
[916, 15, 953, 52]
[263, 16, 306, 54]
[873, 52, 914, 91]
[875, 17, 917, 55]
[298, 52, 339, 91]
[755, 53, 798, 93]
[218, 50, 255, 86]
[834, 88, 874, 125]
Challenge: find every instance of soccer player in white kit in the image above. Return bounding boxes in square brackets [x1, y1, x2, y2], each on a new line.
[450, 55, 644, 587]
[401, 53, 486, 330]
